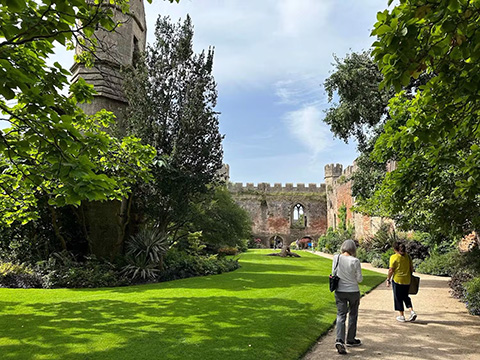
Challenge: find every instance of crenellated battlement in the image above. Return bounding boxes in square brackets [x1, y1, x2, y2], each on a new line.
[342, 165, 355, 177]
[324, 163, 343, 178]
[228, 182, 326, 194]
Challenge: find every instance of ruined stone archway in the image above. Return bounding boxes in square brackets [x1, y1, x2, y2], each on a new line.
[269, 235, 284, 249]
[297, 235, 314, 249]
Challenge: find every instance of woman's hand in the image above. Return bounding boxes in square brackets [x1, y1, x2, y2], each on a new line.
[386, 279, 391, 287]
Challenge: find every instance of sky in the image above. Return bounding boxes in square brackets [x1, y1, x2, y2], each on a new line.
[2, 0, 391, 185]
[142, 0, 390, 185]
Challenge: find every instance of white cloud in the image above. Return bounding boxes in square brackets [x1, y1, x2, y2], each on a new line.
[284, 105, 333, 156]
[275, 0, 334, 37]
[274, 73, 327, 105]
[145, 0, 376, 90]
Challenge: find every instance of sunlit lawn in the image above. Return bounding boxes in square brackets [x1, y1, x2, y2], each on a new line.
[0, 250, 385, 360]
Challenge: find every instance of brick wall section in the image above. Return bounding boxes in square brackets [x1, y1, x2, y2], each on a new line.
[333, 180, 354, 224]
[325, 163, 385, 241]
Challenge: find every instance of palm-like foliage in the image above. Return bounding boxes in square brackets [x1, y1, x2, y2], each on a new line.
[122, 227, 168, 280]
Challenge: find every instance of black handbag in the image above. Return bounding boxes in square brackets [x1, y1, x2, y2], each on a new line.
[329, 255, 341, 292]
[409, 275, 420, 295]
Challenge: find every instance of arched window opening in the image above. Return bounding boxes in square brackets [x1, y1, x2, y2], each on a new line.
[292, 203, 306, 229]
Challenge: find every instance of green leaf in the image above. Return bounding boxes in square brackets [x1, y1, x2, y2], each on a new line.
[377, 11, 387, 22]
[448, 0, 460, 11]
[6, 0, 24, 11]
[0, 85, 16, 100]
[375, 24, 393, 35]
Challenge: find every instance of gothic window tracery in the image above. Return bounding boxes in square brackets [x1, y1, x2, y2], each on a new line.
[292, 203, 306, 228]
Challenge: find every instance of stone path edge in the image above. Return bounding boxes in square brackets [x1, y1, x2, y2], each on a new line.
[298, 251, 387, 359]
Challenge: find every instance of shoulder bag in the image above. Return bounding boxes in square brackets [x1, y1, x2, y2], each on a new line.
[408, 255, 420, 295]
[409, 274, 420, 295]
[329, 255, 341, 292]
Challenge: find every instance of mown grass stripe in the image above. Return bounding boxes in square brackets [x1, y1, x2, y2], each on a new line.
[0, 250, 384, 360]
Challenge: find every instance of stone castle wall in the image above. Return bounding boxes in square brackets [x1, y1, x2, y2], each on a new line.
[325, 163, 385, 241]
[70, 0, 147, 123]
[69, 0, 147, 259]
[229, 182, 326, 193]
[228, 162, 387, 245]
[229, 183, 327, 247]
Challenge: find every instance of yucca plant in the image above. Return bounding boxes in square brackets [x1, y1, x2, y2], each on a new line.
[121, 254, 162, 280]
[122, 227, 169, 280]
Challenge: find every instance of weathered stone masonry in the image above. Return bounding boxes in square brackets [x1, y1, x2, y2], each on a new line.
[70, 0, 147, 258]
[228, 182, 328, 247]
[229, 163, 384, 245]
[325, 163, 385, 240]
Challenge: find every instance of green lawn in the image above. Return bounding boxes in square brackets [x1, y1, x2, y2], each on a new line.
[0, 250, 385, 360]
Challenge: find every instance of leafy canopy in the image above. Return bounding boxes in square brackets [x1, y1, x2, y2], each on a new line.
[186, 186, 252, 251]
[0, 0, 159, 225]
[365, 0, 480, 235]
[323, 51, 394, 151]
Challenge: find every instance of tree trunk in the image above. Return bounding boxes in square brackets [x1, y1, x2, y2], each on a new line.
[114, 195, 133, 259]
[73, 205, 92, 254]
[280, 239, 295, 257]
[50, 206, 67, 251]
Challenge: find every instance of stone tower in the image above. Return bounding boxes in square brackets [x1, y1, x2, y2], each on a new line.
[70, 0, 146, 121]
[324, 163, 343, 189]
[69, 0, 147, 259]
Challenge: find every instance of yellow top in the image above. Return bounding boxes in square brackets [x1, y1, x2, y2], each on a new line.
[389, 253, 412, 285]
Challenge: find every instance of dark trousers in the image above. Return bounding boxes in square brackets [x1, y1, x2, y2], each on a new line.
[335, 291, 360, 343]
[392, 281, 412, 311]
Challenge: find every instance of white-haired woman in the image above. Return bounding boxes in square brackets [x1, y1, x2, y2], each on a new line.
[333, 239, 363, 355]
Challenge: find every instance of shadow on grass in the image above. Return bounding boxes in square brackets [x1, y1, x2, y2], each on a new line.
[0, 252, 386, 360]
[0, 295, 334, 360]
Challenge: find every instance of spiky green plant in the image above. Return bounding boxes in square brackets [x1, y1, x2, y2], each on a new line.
[122, 227, 168, 280]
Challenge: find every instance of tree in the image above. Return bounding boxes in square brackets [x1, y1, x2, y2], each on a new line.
[0, 0, 156, 227]
[182, 186, 252, 252]
[123, 14, 224, 235]
[323, 51, 432, 202]
[323, 51, 394, 152]
[322, 52, 394, 204]
[366, 0, 480, 239]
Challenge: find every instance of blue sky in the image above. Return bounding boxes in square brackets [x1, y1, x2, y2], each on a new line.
[2, 0, 390, 185]
[144, 0, 390, 184]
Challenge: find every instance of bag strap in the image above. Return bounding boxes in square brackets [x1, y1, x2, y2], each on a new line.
[408, 254, 413, 274]
[333, 254, 341, 275]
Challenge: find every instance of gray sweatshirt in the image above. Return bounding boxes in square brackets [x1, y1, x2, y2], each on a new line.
[332, 254, 363, 292]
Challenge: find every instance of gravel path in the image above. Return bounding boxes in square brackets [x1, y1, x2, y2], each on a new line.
[303, 251, 480, 359]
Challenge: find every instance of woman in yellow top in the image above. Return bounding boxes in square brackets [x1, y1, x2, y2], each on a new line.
[386, 242, 417, 322]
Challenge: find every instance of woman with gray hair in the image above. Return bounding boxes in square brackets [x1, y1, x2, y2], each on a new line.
[333, 239, 363, 355]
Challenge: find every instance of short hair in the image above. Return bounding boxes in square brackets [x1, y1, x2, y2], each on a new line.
[341, 239, 357, 256]
[393, 241, 406, 255]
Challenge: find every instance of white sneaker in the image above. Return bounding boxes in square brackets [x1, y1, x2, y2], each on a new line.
[408, 311, 417, 322]
[396, 315, 406, 322]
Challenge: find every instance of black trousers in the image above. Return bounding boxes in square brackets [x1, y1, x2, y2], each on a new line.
[392, 281, 412, 311]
